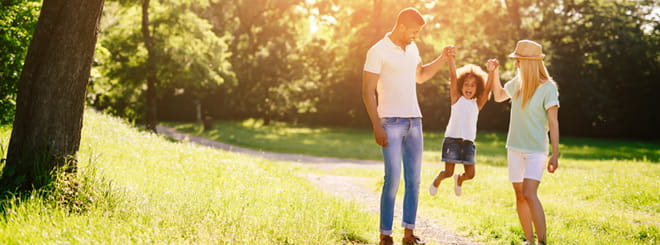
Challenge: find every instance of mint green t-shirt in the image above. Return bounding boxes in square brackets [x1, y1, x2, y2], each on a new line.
[504, 76, 560, 154]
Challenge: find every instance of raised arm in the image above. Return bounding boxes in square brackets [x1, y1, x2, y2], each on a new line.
[416, 46, 454, 84]
[447, 55, 460, 104]
[477, 62, 494, 110]
[547, 105, 559, 173]
[488, 59, 508, 102]
[362, 71, 387, 147]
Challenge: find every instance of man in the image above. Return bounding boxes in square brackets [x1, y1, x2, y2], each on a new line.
[362, 7, 455, 245]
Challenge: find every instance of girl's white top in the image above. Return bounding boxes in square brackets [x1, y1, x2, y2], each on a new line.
[444, 96, 479, 141]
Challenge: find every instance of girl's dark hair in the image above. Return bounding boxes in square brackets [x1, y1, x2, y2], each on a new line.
[456, 64, 487, 102]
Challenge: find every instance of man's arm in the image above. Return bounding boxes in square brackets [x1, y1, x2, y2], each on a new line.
[362, 71, 387, 147]
[547, 105, 559, 173]
[416, 46, 454, 84]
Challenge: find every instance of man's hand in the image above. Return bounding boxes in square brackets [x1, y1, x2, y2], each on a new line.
[487, 58, 499, 73]
[547, 154, 559, 173]
[440, 45, 456, 62]
[373, 126, 388, 147]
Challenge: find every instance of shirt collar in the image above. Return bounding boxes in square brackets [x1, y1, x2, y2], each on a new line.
[384, 32, 413, 51]
[384, 32, 397, 48]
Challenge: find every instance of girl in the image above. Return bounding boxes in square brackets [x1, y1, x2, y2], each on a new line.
[429, 56, 492, 197]
[490, 40, 560, 245]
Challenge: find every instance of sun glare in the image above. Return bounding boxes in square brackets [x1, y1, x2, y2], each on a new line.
[309, 15, 319, 34]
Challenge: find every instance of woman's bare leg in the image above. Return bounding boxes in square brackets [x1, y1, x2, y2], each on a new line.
[513, 182, 535, 243]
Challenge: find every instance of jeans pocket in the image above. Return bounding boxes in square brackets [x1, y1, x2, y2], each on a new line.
[381, 118, 396, 127]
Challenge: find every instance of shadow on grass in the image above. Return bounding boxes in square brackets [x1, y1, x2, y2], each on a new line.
[0, 162, 125, 218]
[341, 233, 370, 244]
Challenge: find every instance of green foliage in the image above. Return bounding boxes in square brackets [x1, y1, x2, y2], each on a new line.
[89, 1, 234, 123]
[211, 0, 316, 123]
[0, 110, 376, 244]
[2, 0, 658, 137]
[0, 0, 40, 124]
[544, 0, 660, 138]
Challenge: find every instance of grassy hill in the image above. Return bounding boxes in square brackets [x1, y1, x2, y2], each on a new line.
[0, 111, 376, 244]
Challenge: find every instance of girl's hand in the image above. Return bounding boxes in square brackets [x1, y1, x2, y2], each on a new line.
[547, 154, 559, 173]
[447, 46, 456, 58]
[487, 58, 499, 73]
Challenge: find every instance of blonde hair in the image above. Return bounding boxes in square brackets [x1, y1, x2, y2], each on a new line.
[515, 59, 553, 108]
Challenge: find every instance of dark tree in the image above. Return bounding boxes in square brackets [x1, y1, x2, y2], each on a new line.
[2, 0, 105, 192]
[142, 0, 158, 132]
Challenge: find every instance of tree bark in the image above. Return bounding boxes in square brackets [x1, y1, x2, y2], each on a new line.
[504, 0, 523, 37]
[142, 0, 158, 132]
[2, 0, 105, 192]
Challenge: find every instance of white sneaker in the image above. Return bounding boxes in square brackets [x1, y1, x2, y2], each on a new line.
[453, 174, 462, 196]
[429, 182, 438, 196]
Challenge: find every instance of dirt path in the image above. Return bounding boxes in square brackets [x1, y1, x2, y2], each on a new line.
[157, 125, 483, 245]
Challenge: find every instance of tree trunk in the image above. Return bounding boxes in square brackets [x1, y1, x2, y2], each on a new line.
[504, 0, 523, 37]
[142, 0, 158, 132]
[2, 0, 105, 192]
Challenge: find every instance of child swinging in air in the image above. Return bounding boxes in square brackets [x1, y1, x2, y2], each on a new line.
[429, 56, 493, 196]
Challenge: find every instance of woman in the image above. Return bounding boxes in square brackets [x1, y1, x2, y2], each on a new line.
[489, 40, 560, 245]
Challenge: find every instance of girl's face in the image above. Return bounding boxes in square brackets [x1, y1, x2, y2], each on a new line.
[462, 77, 478, 99]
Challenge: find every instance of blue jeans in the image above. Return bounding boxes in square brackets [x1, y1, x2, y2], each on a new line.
[379, 117, 423, 235]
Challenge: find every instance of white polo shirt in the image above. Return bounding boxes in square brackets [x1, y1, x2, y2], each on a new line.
[363, 33, 422, 118]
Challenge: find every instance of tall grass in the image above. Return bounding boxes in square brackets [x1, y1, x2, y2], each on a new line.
[0, 111, 377, 244]
[172, 119, 660, 244]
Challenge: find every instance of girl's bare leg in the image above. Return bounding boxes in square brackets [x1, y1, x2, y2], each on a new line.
[432, 163, 455, 187]
[457, 164, 475, 186]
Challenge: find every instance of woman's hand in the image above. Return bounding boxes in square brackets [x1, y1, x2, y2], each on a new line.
[548, 154, 559, 173]
[487, 58, 499, 73]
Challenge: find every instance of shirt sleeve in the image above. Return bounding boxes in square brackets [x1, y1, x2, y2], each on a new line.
[503, 76, 519, 98]
[363, 47, 382, 74]
[413, 42, 422, 65]
[543, 82, 560, 110]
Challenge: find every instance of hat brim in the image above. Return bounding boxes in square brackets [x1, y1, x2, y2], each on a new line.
[508, 52, 545, 60]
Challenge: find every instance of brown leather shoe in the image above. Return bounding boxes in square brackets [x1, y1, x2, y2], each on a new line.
[379, 235, 393, 245]
[402, 234, 426, 245]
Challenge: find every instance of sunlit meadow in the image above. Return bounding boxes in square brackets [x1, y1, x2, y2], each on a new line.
[172, 119, 659, 244]
[0, 111, 377, 244]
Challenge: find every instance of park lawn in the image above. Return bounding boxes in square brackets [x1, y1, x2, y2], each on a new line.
[0, 111, 377, 244]
[166, 120, 660, 165]
[171, 119, 660, 244]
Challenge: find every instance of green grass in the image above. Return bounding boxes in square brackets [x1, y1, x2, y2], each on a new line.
[166, 120, 660, 165]
[0, 111, 377, 244]
[171, 119, 660, 244]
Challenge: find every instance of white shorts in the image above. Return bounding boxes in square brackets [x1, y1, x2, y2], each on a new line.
[507, 148, 547, 182]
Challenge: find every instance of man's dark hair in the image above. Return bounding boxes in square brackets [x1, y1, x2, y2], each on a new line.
[396, 8, 425, 27]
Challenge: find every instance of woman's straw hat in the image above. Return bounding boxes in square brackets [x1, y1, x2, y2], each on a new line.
[508, 40, 545, 60]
